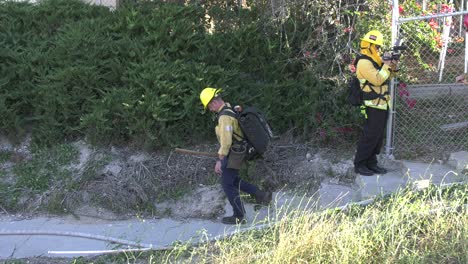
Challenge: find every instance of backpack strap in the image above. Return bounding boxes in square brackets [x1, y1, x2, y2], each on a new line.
[217, 105, 236, 119]
[217, 105, 244, 141]
[355, 55, 388, 102]
[356, 54, 382, 70]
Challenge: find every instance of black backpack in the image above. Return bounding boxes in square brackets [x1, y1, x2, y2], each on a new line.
[347, 55, 387, 106]
[219, 106, 273, 160]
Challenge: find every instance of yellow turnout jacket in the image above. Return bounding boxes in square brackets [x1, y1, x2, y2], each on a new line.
[356, 59, 393, 110]
[215, 103, 243, 156]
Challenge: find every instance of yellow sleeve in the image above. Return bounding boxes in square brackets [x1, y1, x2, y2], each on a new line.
[357, 59, 392, 86]
[217, 115, 234, 156]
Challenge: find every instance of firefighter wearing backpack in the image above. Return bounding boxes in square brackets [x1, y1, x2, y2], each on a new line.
[353, 30, 398, 176]
[200, 87, 272, 225]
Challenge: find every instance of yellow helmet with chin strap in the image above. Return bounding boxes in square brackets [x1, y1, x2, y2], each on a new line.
[361, 30, 384, 46]
[200, 87, 222, 109]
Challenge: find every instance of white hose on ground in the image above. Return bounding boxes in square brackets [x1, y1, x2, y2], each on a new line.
[0, 230, 158, 249]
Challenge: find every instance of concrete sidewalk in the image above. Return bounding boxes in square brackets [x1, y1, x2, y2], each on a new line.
[1, 154, 466, 260]
[0, 190, 313, 259]
[0, 216, 227, 258]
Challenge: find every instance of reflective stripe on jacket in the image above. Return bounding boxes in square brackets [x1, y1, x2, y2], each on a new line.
[215, 103, 243, 156]
[356, 59, 393, 110]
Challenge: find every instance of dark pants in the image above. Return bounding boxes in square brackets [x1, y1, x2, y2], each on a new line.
[354, 107, 388, 167]
[221, 157, 258, 217]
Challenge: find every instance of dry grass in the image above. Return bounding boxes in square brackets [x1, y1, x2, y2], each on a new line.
[74, 142, 319, 217]
[154, 184, 468, 264]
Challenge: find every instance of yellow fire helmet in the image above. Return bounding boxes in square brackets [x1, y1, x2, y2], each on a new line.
[361, 30, 384, 46]
[200, 87, 222, 109]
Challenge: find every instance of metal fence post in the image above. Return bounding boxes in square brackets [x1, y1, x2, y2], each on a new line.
[385, 0, 400, 158]
[466, 0, 468, 74]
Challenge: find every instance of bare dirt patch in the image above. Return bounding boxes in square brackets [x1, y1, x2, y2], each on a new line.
[0, 136, 360, 221]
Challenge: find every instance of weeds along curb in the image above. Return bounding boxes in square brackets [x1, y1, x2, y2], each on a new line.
[0, 181, 466, 256]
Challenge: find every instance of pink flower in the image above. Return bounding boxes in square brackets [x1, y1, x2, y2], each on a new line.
[405, 98, 417, 109]
[447, 49, 454, 54]
[398, 82, 409, 97]
[441, 4, 453, 13]
[428, 19, 439, 29]
[398, 89, 409, 97]
[441, 4, 448, 10]
[399, 5, 404, 14]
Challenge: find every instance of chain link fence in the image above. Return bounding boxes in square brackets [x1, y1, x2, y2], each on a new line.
[393, 11, 468, 160]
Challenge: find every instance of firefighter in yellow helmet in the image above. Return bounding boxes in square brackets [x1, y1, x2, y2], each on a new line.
[353, 30, 398, 176]
[199, 87, 272, 225]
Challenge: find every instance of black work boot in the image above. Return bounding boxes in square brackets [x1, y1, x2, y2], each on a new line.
[367, 164, 387, 174]
[354, 165, 374, 176]
[222, 215, 246, 225]
[255, 190, 272, 206]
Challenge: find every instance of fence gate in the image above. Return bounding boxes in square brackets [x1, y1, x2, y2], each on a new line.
[388, 1, 468, 160]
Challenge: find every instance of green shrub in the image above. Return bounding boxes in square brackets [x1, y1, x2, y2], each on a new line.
[0, 0, 367, 148]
